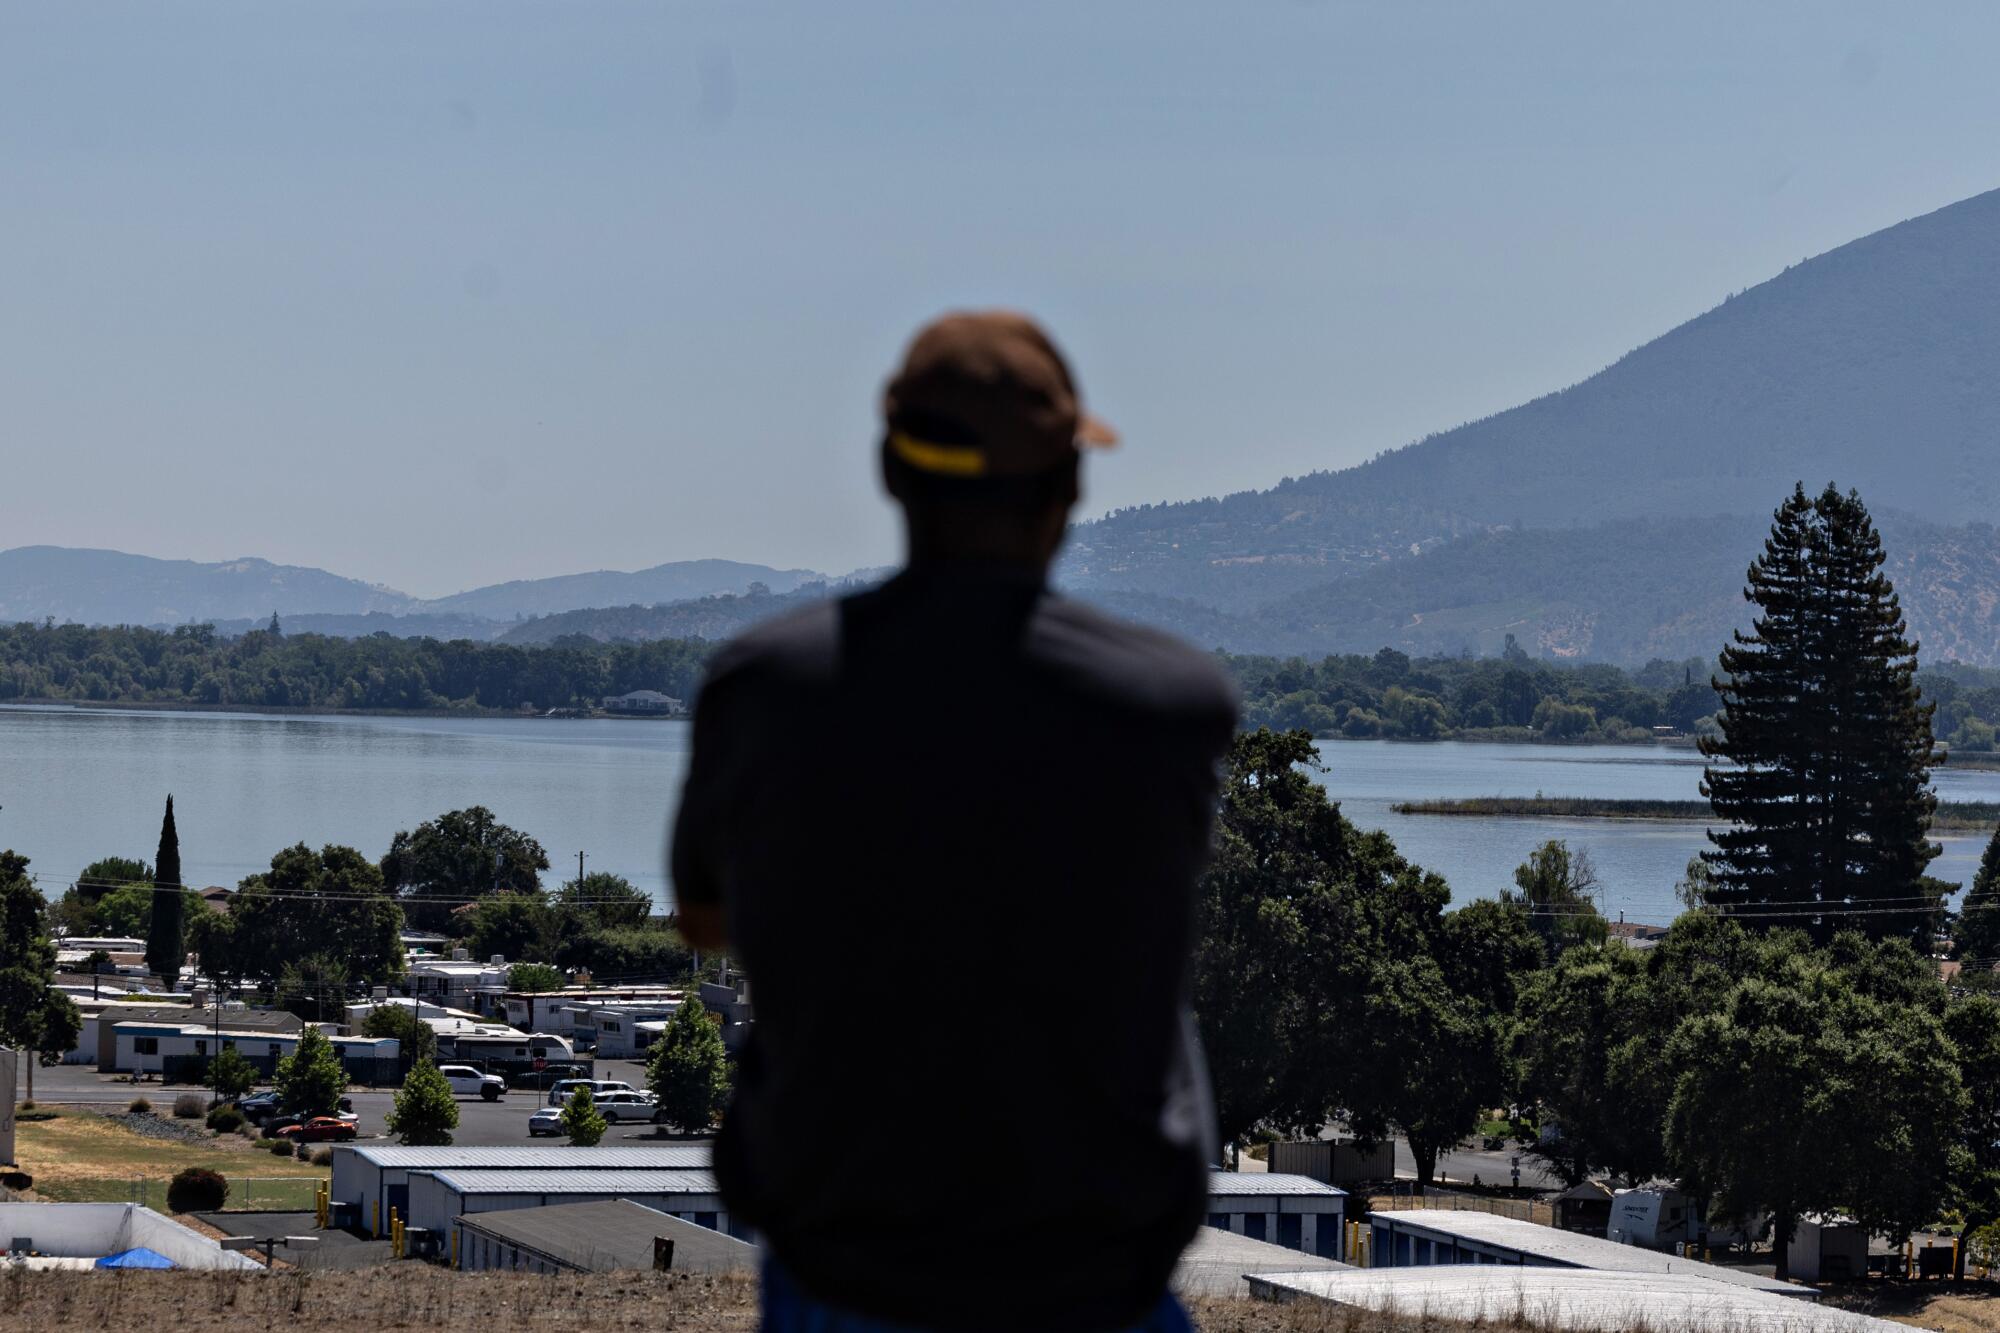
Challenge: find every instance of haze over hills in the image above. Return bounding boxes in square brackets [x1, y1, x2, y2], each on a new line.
[0, 547, 825, 633]
[11, 190, 2000, 665]
[1054, 186, 2000, 662]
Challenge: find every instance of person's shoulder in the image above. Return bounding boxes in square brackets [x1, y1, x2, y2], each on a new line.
[1030, 595, 1239, 724]
[698, 599, 842, 695]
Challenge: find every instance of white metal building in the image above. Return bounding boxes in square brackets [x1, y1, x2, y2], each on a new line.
[0, 1202, 260, 1271]
[453, 1199, 755, 1274]
[407, 1167, 735, 1241]
[1362, 1210, 1811, 1299]
[1206, 1172, 1347, 1258]
[330, 1143, 713, 1234]
[107, 1021, 395, 1076]
[1249, 1268, 1902, 1332]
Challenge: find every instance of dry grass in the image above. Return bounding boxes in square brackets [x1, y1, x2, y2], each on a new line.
[9, 1266, 1997, 1332]
[13, 1111, 329, 1207]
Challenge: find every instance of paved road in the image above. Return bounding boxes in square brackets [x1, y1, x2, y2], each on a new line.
[30, 1059, 674, 1149]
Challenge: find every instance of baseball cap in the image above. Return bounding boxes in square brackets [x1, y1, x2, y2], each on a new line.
[882, 311, 1118, 481]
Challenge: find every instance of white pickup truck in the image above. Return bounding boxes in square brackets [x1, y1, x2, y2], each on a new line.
[437, 1064, 507, 1101]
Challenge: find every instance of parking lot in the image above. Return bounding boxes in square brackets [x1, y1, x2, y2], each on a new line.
[30, 1059, 682, 1150]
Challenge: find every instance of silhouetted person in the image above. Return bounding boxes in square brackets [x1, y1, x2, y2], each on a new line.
[674, 312, 1237, 1332]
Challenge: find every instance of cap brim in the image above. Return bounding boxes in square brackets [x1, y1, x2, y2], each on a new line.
[1077, 412, 1119, 449]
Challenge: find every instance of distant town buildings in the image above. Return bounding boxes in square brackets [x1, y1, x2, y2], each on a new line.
[601, 689, 685, 715]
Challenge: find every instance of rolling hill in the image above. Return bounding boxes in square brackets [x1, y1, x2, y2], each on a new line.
[1059, 186, 2000, 661]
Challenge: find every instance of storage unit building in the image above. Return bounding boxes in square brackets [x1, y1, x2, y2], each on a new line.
[406, 1168, 733, 1241]
[453, 1199, 755, 1274]
[330, 1144, 712, 1234]
[1205, 1172, 1346, 1258]
[1791, 1216, 1869, 1282]
[1363, 1210, 1812, 1299]
[1249, 1267, 1902, 1332]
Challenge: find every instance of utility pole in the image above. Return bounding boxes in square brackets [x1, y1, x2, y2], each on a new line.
[576, 850, 587, 893]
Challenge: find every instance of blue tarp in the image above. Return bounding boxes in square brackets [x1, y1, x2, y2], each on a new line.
[96, 1247, 176, 1269]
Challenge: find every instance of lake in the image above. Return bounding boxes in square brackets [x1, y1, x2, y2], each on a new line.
[4, 706, 1997, 928]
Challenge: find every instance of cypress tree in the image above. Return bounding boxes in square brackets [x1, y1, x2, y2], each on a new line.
[1699, 484, 1939, 944]
[146, 795, 186, 987]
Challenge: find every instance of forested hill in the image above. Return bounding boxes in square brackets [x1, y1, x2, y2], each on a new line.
[6, 620, 2000, 754]
[1059, 187, 2000, 657]
[0, 546, 825, 630]
[1087, 514, 2000, 665]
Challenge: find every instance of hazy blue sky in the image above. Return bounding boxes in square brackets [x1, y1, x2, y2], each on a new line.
[5, 2, 1999, 596]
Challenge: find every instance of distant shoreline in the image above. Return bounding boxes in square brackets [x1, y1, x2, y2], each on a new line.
[0, 698, 689, 722]
[1394, 795, 2000, 831]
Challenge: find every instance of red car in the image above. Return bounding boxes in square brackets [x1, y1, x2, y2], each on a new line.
[277, 1116, 358, 1144]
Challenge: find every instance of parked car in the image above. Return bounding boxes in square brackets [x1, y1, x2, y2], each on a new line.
[594, 1091, 659, 1123]
[510, 1063, 589, 1091]
[262, 1107, 359, 1138]
[237, 1091, 283, 1124]
[527, 1107, 564, 1137]
[545, 1078, 640, 1107]
[277, 1116, 358, 1144]
[437, 1064, 508, 1101]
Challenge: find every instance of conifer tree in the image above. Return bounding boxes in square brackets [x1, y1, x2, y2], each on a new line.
[146, 796, 186, 987]
[1954, 825, 2000, 966]
[1700, 484, 1939, 943]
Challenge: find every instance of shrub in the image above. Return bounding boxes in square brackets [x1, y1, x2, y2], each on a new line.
[127, 1097, 152, 1114]
[206, 1106, 246, 1134]
[385, 1059, 458, 1147]
[16, 1100, 33, 1112]
[309, 1146, 335, 1167]
[166, 1167, 229, 1213]
[558, 1085, 607, 1147]
[210, 1046, 258, 1102]
[173, 1093, 205, 1119]
[646, 998, 731, 1134]
[267, 1138, 296, 1157]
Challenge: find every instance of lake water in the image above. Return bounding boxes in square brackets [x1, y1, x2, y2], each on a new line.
[3, 706, 1996, 927]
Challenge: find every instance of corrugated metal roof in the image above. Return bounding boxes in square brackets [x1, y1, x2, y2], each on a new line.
[1367, 1210, 1803, 1295]
[424, 1169, 719, 1195]
[346, 1145, 710, 1169]
[1208, 1171, 1347, 1197]
[1173, 1226, 1349, 1298]
[456, 1200, 753, 1273]
[1248, 1268, 1904, 1332]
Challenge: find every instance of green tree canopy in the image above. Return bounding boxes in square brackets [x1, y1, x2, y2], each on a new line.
[647, 997, 731, 1135]
[1700, 484, 1940, 944]
[1948, 993, 2000, 1278]
[1513, 943, 1653, 1186]
[1662, 930, 1963, 1280]
[146, 795, 186, 986]
[91, 880, 158, 939]
[1954, 825, 2000, 966]
[1502, 840, 1609, 957]
[559, 1083, 607, 1146]
[507, 962, 563, 993]
[0, 850, 84, 1072]
[381, 806, 549, 933]
[466, 893, 554, 963]
[555, 871, 652, 930]
[232, 843, 404, 987]
[362, 1004, 439, 1065]
[386, 1058, 459, 1146]
[209, 1044, 257, 1101]
[1193, 728, 1486, 1164]
[275, 1024, 348, 1118]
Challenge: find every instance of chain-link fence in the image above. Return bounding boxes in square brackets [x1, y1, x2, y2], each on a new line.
[78, 1175, 326, 1214]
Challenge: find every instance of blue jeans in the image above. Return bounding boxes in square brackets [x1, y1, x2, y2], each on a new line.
[760, 1258, 1194, 1333]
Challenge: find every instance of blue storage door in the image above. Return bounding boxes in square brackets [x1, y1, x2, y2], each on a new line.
[1277, 1215, 1302, 1251]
